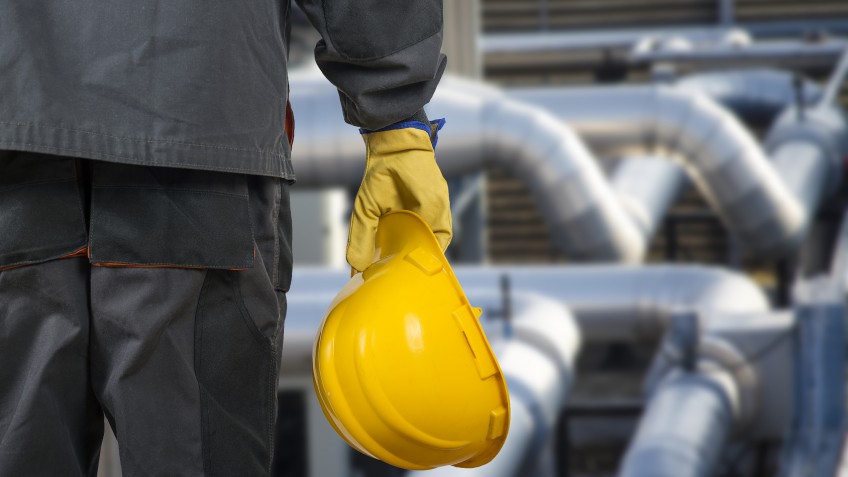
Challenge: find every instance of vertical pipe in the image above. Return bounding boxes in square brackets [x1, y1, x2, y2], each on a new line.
[829, 208, 848, 291]
[442, 0, 481, 78]
[718, 0, 735, 27]
[779, 278, 846, 476]
[770, 141, 830, 226]
[819, 48, 848, 108]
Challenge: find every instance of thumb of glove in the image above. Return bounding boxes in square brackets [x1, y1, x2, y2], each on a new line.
[346, 193, 380, 273]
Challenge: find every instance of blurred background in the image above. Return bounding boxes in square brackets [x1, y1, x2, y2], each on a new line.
[101, 1, 848, 476]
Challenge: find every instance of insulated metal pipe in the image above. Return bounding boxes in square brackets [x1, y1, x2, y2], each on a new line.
[478, 93, 644, 261]
[780, 278, 847, 477]
[818, 48, 848, 109]
[510, 85, 846, 259]
[611, 156, 688, 239]
[481, 26, 750, 55]
[675, 69, 822, 124]
[628, 40, 847, 69]
[829, 208, 848, 293]
[291, 265, 770, 342]
[618, 371, 736, 477]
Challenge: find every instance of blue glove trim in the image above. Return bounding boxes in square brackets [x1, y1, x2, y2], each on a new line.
[429, 118, 446, 149]
[359, 121, 430, 135]
[360, 118, 447, 149]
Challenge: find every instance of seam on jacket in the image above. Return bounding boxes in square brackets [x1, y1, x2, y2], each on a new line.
[0, 141, 290, 177]
[0, 120, 284, 154]
[0, 177, 76, 193]
[271, 180, 282, 289]
[91, 185, 249, 199]
[318, 0, 443, 62]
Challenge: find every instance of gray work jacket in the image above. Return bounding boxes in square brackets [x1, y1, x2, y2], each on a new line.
[0, 0, 446, 179]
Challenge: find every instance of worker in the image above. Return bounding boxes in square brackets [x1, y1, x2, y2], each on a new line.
[0, 1, 451, 476]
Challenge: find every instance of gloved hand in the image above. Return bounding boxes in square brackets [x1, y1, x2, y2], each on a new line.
[347, 119, 452, 273]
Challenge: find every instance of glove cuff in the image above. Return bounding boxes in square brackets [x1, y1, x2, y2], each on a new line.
[360, 118, 446, 149]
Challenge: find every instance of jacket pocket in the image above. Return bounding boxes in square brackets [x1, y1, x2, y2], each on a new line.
[88, 163, 255, 269]
[275, 180, 293, 293]
[245, 175, 293, 293]
[0, 152, 87, 270]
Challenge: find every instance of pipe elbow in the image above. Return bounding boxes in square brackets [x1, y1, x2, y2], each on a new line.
[485, 97, 648, 263]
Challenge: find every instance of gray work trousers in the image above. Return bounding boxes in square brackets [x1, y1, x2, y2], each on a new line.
[0, 151, 293, 476]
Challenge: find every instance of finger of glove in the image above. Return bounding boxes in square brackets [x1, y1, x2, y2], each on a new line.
[391, 157, 453, 252]
[346, 187, 382, 273]
[417, 177, 452, 252]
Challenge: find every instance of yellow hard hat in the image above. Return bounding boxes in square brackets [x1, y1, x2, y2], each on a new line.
[312, 210, 510, 470]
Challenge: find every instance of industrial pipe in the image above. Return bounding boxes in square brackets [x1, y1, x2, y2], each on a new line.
[629, 40, 847, 70]
[481, 26, 750, 55]
[829, 208, 848, 293]
[618, 371, 736, 477]
[611, 156, 687, 239]
[291, 265, 770, 342]
[510, 85, 847, 259]
[675, 69, 822, 125]
[779, 278, 847, 477]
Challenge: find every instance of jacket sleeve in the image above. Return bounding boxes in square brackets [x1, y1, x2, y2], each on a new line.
[293, 0, 447, 130]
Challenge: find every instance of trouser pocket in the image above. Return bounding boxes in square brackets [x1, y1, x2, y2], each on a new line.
[88, 162, 255, 269]
[0, 151, 87, 269]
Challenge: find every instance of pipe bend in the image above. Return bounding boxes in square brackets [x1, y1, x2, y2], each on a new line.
[509, 83, 841, 259]
[684, 265, 770, 314]
[645, 87, 813, 258]
[483, 96, 647, 262]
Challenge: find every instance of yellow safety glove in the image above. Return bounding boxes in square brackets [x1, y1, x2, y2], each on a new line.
[347, 119, 452, 273]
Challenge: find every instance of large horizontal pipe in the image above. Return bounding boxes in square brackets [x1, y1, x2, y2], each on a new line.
[629, 40, 847, 69]
[482, 26, 750, 55]
[481, 24, 848, 56]
[290, 265, 770, 343]
[675, 69, 822, 125]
